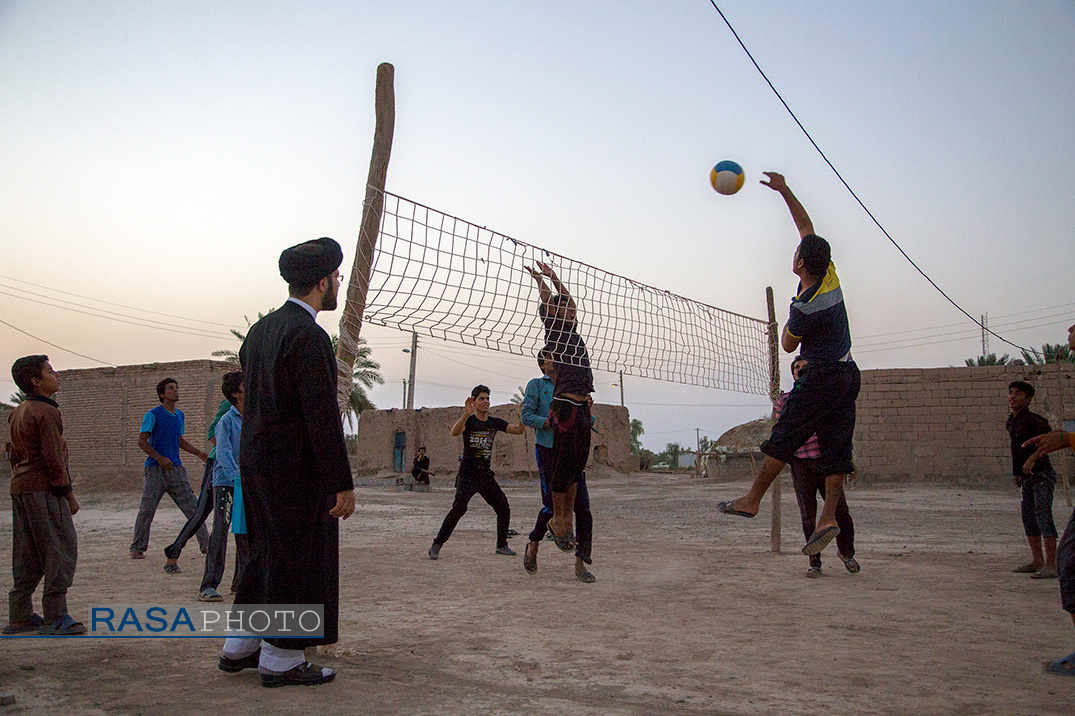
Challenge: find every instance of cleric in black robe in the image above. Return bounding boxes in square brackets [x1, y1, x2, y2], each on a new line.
[220, 237, 355, 687]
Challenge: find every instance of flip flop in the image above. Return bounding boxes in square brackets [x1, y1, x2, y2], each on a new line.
[1012, 563, 1041, 573]
[523, 548, 537, 575]
[838, 551, 861, 574]
[717, 501, 755, 519]
[547, 525, 575, 551]
[575, 569, 596, 584]
[2, 613, 44, 634]
[802, 525, 841, 556]
[1043, 651, 1075, 676]
[38, 615, 86, 636]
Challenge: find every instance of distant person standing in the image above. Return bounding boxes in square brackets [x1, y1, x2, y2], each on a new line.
[1006, 380, 1058, 579]
[4, 355, 85, 636]
[218, 237, 354, 687]
[411, 446, 432, 485]
[130, 378, 209, 560]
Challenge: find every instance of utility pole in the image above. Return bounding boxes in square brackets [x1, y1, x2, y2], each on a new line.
[695, 428, 702, 480]
[402, 379, 407, 408]
[618, 370, 624, 407]
[406, 331, 418, 409]
[981, 312, 989, 357]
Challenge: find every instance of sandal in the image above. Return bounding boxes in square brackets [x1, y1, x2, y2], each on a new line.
[2, 613, 44, 634]
[575, 569, 596, 584]
[523, 547, 537, 575]
[199, 588, 224, 602]
[39, 615, 86, 636]
[163, 563, 181, 574]
[837, 551, 861, 574]
[1044, 651, 1075, 676]
[805, 566, 822, 578]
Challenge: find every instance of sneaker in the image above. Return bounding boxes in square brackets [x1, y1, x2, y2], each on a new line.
[495, 545, 516, 556]
[428, 542, 441, 560]
[219, 647, 261, 673]
[259, 661, 336, 688]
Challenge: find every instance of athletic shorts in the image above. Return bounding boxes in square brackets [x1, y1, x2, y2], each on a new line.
[761, 360, 860, 477]
[549, 397, 591, 493]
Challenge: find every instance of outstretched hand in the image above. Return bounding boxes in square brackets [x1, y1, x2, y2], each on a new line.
[760, 171, 787, 191]
[463, 395, 476, 416]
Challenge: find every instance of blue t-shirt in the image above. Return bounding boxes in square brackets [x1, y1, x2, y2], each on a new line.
[212, 406, 241, 488]
[786, 262, 852, 364]
[140, 405, 185, 468]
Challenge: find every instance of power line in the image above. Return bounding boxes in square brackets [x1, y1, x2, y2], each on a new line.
[708, 2, 1029, 354]
[0, 317, 115, 366]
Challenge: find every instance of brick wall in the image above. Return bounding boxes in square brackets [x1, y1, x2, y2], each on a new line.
[57, 360, 235, 487]
[855, 364, 1074, 483]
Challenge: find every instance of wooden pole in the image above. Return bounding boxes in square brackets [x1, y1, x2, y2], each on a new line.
[336, 62, 396, 414]
[766, 286, 782, 553]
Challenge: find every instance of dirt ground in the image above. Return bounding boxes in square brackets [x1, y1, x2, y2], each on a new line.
[1, 470, 1073, 716]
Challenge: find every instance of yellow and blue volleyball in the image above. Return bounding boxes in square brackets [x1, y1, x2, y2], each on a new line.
[709, 160, 745, 195]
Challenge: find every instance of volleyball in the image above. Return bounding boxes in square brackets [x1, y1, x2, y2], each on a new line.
[710, 160, 745, 195]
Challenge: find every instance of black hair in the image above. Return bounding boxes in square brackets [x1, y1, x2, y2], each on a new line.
[11, 355, 48, 394]
[156, 377, 178, 403]
[1009, 380, 1035, 400]
[471, 384, 490, 399]
[288, 279, 321, 297]
[797, 234, 831, 280]
[537, 349, 553, 369]
[790, 355, 807, 379]
[221, 371, 243, 405]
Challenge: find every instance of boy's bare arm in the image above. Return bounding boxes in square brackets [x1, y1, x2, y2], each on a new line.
[179, 436, 208, 463]
[762, 172, 814, 238]
[138, 432, 173, 470]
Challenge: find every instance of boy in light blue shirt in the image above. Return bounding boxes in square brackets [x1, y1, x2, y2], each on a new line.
[198, 372, 246, 601]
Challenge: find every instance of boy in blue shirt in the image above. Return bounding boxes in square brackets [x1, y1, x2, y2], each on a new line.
[198, 371, 245, 601]
[129, 378, 209, 559]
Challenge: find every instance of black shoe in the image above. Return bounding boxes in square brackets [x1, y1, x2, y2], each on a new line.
[218, 647, 261, 673]
[428, 542, 441, 560]
[495, 545, 516, 556]
[260, 661, 336, 688]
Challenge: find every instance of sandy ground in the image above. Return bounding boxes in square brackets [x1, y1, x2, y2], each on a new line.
[1, 470, 1074, 716]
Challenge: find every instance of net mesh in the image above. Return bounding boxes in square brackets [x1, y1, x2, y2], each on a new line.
[340, 190, 772, 395]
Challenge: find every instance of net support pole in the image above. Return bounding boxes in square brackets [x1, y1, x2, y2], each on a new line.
[336, 62, 395, 414]
[766, 286, 782, 553]
[1056, 359, 1072, 507]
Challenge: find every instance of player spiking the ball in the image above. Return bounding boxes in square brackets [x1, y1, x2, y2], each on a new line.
[718, 172, 861, 559]
[525, 262, 595, 553]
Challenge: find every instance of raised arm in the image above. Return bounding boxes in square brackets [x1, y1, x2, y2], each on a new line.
[761, 172, 814, 238]
[504, 404, 526, 435]
[451, 396, 476, 437]
[526, 265, 553, 312]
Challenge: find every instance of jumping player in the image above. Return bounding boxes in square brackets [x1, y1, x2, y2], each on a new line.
[717, 172, 860, 557]
[526, 262, 594, 551]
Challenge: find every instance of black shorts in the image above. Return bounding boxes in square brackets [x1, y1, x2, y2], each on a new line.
[761, 360, 860, 476]
[549, 397, 591, 493]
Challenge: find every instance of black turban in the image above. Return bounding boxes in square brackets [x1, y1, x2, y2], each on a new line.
[279, 237, 344, 286]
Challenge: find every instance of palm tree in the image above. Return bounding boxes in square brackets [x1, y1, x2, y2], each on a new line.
[629, 418, 644, 454]
[330, 335, 384, 428]
[9, 389, 27, 405]
[1021, 343, 1074, 365]
[964, 353, 1010, 367]
[213, 309, 384, 428]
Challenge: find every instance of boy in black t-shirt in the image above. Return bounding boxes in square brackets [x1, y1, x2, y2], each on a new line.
[429, 385, 525, 560]
[1007, 380, 1058, 579]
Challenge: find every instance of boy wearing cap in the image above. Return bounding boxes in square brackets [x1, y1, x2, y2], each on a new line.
[1006, 380, 1058, 579]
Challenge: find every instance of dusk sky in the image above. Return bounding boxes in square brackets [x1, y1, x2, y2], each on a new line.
[2, 1, 1073, 452]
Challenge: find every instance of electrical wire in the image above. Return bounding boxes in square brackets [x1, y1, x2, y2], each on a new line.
[0, 317, 115, 366]
[708, 2, 1030, 354]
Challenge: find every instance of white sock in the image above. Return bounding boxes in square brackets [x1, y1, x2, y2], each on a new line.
[222, 631, 261, 659]
[259, 642, 307, 673]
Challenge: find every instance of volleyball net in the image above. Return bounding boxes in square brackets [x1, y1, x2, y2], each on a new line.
[340, 190, 773, 395]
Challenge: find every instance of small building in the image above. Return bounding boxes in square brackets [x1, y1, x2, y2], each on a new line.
[351, 403, 635, 480]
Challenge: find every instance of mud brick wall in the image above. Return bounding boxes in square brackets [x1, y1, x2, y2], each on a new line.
[56, 360, 235, 487]
[855, 364, 1074, 483]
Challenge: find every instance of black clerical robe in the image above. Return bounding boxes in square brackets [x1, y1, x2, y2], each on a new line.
[236, 300, 354, 649]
